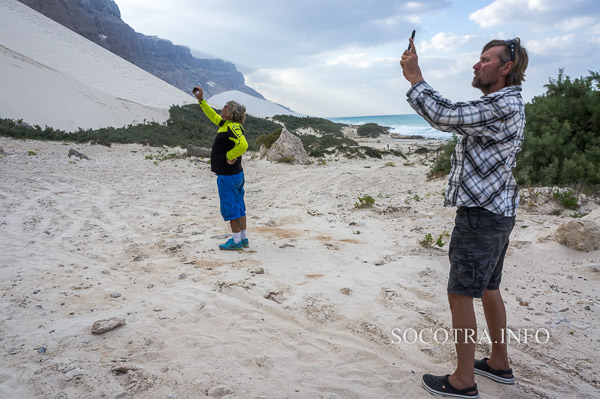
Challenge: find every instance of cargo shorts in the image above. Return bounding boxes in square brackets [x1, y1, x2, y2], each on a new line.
[448, 207, 515, 298]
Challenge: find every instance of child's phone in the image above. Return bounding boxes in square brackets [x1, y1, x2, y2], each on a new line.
[407, 30, 416, 51]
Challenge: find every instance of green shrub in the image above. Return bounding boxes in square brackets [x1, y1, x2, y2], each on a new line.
[272, 115, 344, 135]
[420, 233, 434, 247]
[256, 128, 282, 149]
[553, 189, 579, 209]
[355, 195, 375, 208]
[427, 135, 458, 179]
[357, 123, 388, 138]
[515, 69, 600, 187]
[276, 155, 294, 163]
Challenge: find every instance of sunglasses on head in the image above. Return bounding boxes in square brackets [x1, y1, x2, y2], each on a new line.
[504, 39, 518, 62]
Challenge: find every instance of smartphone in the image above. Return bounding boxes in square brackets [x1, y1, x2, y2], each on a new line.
[407, 30, 416, 51]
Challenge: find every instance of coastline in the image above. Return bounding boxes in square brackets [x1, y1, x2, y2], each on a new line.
[1, 135, 598, 398]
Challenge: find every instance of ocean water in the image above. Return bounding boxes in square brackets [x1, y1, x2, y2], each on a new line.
[328, 114, 452, 140]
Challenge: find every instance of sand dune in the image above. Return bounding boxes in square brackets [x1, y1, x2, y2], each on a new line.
[1, 135, 598, 398]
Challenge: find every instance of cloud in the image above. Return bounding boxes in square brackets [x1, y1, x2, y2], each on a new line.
[418, 32, 479, 53]
[117, 0, 454, 69]
[525, 33, 600, 61]
[469, 0, 600, 31]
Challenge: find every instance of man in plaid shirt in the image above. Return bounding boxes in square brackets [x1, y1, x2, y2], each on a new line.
[401, 37, 529, 399]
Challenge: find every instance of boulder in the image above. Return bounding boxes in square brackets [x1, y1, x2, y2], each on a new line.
[554, 208, 600, 251]
[261, 129, 310, 165]
[187, 144, 211, 158]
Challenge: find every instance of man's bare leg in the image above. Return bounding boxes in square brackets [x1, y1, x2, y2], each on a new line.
[447, 292, 477, 393]
[482, 289, 511, 373]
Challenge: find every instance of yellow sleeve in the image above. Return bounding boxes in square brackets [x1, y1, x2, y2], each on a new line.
[199, 99, 223, 126]
[227, 124, 249, 160]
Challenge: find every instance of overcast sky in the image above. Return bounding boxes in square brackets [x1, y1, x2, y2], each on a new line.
[116, 0, 600, 117]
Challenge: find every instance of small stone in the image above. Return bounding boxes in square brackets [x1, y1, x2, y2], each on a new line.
[584, 305, 591, 311]
[91, 317, 125, 334]
[37, 347, 47, 354]
[102, 270, 110, 275]
[340, 288, 351, 295]
[8, 347, 20, 355]
[64, 368, 86, 381]
[147, 284, 154, 289]
[207, 385, 232, 398]
[519, 301, 529, 307]
[559, 308, 569, 312]
[264, 291, 284, 304]
[110, 292, 121, 298]
[254, 268, 265, 275]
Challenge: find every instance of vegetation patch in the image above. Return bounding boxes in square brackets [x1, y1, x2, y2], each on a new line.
[553, 189, 579, 209]
[420, 231, 450, 248]
[256, 128, 282, 149]
[354, 195, 376, 208]
[357, 123, 389, 138]
[515, 69, 600, 187]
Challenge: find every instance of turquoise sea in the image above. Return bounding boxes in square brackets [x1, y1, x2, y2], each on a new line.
[327, 114, 452, 140]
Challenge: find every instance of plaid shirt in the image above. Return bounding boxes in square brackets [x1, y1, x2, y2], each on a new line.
[407, 81, 526, 217]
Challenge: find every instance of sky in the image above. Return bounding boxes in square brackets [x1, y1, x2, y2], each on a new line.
[115, 0, 600, 117]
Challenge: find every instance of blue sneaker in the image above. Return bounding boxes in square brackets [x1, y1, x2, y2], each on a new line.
[219, 237, 243, 251]
[242, 238, 249, 248]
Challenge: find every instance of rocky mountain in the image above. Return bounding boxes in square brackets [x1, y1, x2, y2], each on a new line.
[17, 0, 264, 99]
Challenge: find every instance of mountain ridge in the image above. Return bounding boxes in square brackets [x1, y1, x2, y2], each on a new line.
[17, 0, 264, 100]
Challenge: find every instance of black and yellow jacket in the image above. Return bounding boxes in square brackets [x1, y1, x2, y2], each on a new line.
[199, 99, 248, 175]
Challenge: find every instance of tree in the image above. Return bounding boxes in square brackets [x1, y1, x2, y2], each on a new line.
[515, 69, 600, 186]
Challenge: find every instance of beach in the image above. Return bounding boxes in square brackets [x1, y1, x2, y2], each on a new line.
[1, 134, 599, 399]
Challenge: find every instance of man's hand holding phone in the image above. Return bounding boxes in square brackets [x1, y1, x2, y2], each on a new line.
[400, 30, 424, 86]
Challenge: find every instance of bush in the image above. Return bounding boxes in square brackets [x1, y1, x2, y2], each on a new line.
[355, 195, 375, 208]
[256, 128, 282, 149]
[272, 115, 344, 135]
[427, 135, 458, 179]
[515, 69, 600, 187]
[553, 189, 579, 209]
[357, 123, 388, 138]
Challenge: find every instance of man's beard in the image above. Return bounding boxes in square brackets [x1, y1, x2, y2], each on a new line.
[472, 75, 492, 93]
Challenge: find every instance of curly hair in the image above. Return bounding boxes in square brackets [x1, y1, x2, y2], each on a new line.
[482, 37, 529, 86]
[226, 101, 246, 124]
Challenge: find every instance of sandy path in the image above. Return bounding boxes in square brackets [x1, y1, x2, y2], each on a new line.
[1, 137, 598, 398]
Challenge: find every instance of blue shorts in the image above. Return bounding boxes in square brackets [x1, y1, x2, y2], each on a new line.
[216, 172, 246, 221]
[448, 207, 515, 298]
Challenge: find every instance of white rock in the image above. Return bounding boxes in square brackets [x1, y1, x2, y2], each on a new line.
[261, 129, 311, 165]
[554, 208, 600, 251]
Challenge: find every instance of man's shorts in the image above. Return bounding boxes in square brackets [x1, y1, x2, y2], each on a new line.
[448, 207, 515, 298]
[216, 172, 246, 221]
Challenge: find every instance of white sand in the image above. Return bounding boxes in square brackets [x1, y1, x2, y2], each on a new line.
[1, 135, 598, 399]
